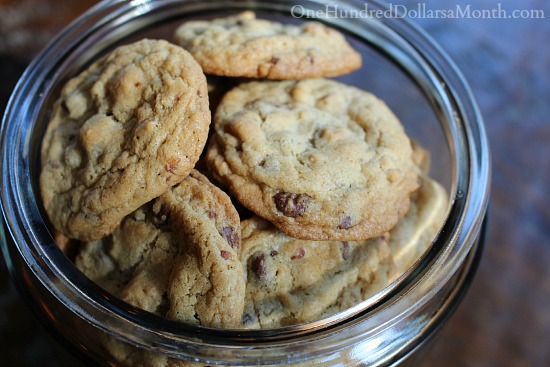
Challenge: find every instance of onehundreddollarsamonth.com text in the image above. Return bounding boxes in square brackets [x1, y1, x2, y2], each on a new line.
[291, 3, 545, 20]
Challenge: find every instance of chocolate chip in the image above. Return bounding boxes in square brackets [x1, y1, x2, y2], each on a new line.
[220, 227, 239, 250]
[338, 214, 352, 229]
[341, 241, 350, 260]
[273, 192, 309, 217]
[251, 253, 267, 279]
[291, 248, 305, 261]
[270, 250, 279, 257]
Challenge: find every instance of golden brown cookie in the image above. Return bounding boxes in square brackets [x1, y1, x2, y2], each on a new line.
[95, 177, 447, 364]
[75, 170, 245, 328]
[239, 216, 392, 328]
[387, 170, 448, 272]
[40, 39, 210, 241]
[207, 79, 420, 241]
[174, 11, 361, 79]
[322, 171, 448, 315]
[238, 173, 447, 328]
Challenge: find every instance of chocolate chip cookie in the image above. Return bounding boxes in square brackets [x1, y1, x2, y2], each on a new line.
[238, 172, 446, 328]
[322, 171, 447, 316]
[239, 216, 392, 328]
[174, 11, 362, 79]
[41, 39, 210, 241]
[207, 78, 420, 241]
[75, 170, 245, 328]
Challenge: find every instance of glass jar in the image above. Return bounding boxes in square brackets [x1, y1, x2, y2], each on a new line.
[0, 0, 490, 366]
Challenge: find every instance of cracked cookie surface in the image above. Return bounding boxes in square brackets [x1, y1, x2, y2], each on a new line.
[75, 170, 245, 328]
[40, 39, 210, 241]
[207, 78, 420, 241]
[174, 11, 362, 79]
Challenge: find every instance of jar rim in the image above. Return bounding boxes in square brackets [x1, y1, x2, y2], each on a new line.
[0, 0, 490, 364]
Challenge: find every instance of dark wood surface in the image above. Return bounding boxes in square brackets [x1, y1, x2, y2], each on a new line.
[1, 1, 549, 366]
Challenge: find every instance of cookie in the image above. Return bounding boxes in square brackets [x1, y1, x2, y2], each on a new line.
[75, 170, 245, 328]
[239, 173, 446, 328]
[94, 178, 447, 364]
[321, 172, 448, 316]
[174, 11, 362, 79]
[239, 216, 392, 328]
[387, 170, 448, 272]
[40, 39, 210, 241]
[206, 79, 420, 241]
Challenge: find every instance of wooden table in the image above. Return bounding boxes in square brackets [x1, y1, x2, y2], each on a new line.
[1, 1, 549, 366]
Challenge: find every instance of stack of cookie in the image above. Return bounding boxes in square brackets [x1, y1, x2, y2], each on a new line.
[40, 12, 447, 337]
